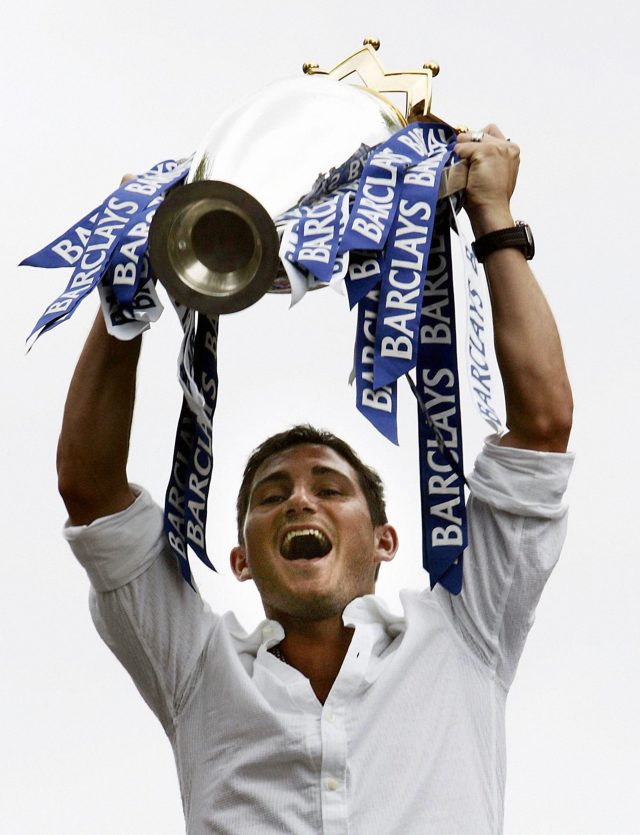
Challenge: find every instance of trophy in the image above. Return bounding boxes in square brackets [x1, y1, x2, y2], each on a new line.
[148, 38, 468, 314]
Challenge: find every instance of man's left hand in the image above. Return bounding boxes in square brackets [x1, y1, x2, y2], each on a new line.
[455, 124, 520, 237]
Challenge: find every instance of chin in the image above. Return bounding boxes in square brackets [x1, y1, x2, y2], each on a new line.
[270, 589, 351, 622]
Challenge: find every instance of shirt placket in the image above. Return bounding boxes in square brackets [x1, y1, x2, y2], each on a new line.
[318, 699, 349, 834]
[318, 624, 375, 835]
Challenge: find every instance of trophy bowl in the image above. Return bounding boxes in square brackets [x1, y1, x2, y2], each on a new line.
[148, 74, 407, 314]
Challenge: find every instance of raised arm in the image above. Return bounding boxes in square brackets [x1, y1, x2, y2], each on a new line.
[56, 172, 146, 525]
[57, 309, 141, 525]
[456, 125, 573, 453]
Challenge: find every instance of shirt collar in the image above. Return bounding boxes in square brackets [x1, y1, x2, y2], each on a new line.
[223, 611, 285, 653]
[224, 594, 405, 654]
[342, 594, 405, 636]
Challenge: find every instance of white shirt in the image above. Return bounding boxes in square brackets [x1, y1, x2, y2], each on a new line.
[65, 437, 574, 835]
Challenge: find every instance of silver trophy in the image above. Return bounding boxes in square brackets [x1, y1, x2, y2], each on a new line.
[148, 39, 468, 314]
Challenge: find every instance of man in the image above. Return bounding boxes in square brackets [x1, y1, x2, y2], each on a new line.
[57, 125, 574, 834]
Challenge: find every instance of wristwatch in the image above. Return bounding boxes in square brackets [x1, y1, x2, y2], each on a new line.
[471, 221, 535, 263]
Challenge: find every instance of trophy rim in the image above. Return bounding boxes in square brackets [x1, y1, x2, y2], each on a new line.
[149, 181, 280, 315]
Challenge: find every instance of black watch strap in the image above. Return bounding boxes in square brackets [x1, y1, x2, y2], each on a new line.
[471, 221, 535, 263]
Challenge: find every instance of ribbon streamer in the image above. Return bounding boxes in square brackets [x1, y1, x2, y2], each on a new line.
[22, 124, 500, 595]
[416, 230, 466, 593]
[164, 312, 219, 587]
[25, 158, 191, 349]
[449, 204, 504, 434]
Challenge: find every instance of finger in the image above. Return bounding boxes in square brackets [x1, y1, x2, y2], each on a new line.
[455, 128, 513, 161]
[456, 129, 503, 145]
[456, 129, 477, 143]
[483, 124, 505, 140]
[455, 133, 494, 154]
[120, 173, 135, 185]
[455, 133, 500, 159]
[455, 138, 519, 160]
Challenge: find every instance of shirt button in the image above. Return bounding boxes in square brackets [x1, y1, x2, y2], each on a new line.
[325, 708, 335, 723]
[327, 777, 339, 791]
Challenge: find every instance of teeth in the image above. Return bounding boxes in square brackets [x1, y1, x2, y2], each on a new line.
[282, 528, 329, 550]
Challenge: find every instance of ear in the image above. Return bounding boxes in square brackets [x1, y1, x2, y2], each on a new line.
[373, 523, 398, 566]
[230, 545, 253, 582]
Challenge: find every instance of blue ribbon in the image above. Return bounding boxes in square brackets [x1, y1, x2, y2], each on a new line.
[24, 124, 473, 594]
[183, 314, 219, 571]
[293, 123, 466, 593]
[372, 130, 456, 389]
[24, 159, 191, 347]
[164, 397, 198, 587]
[20, 206, 100, 269]
[339, 144, 410, 252]
[298, 143, 371, 208]
[101, 253, 156, 329]
[416, 229, 466, 593]
[345, 251, 384, 308]
[294, 193, 343, 282]
[20, 155, 227, 588]
[165, 313, 219, 587]
[354, 288, 398, 445]
[108, 194, 165, 306]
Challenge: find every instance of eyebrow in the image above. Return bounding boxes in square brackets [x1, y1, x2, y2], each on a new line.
[252, 466, 352, 494]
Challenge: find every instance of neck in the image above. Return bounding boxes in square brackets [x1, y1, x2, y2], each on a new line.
[270, 612, 354, 704]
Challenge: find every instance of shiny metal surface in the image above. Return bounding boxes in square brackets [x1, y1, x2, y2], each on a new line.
[149, 75, 406, 313]
[187, 75, 405, 218]
[148, 58, 461, 314]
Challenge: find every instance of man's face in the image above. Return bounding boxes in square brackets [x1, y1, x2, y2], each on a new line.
[230, 444, 397, 621]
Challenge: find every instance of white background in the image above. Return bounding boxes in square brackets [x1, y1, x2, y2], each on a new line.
[2, 1, 639, 832]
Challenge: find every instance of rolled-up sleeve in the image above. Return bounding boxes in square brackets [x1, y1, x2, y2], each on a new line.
[434, 436, 575, 689]
[65, 487, 218, 734]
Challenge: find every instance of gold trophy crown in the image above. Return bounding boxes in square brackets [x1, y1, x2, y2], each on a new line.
[148, 39, 467, 315]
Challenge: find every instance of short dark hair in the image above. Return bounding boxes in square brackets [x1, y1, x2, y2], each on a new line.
[236, 424, 387, 544]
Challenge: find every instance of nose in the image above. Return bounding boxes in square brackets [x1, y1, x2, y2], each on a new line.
[284, 483, 316, 516]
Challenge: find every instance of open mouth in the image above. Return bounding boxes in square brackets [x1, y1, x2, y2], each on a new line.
[280, 528, 332, 560]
